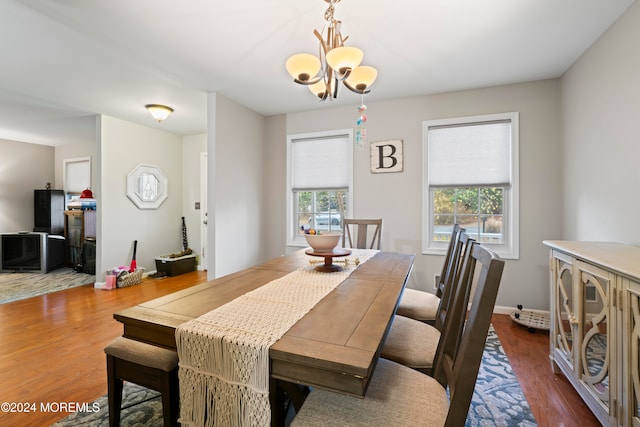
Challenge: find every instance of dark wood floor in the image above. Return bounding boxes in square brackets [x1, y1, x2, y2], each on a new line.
[491, 315, 600, 427]
[0, 271, 600, 426]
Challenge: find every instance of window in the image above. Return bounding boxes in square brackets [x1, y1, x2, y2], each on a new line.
[63, 157, 91, 208]
[287, 130, 353, 246]
[422, 113, 519, 259]
[126, 164, 168, 210]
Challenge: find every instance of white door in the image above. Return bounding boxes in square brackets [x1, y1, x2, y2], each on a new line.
[200, 152, 208, 271]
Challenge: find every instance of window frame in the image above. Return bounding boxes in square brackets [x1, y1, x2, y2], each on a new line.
[286, 129, 354, 247]
[422, 112, 519, 259]
[63, 156, 91, 208]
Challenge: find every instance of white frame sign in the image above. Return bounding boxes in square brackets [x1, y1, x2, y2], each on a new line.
[370, 139, 403, 173]
[126, 163, 168, 209]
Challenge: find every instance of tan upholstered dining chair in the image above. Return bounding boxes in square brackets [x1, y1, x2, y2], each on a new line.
[397, 224, 464, 324]
[380, 231, 475, 375]
[342, 218, 382, 250]
[291, 243, 505, 427]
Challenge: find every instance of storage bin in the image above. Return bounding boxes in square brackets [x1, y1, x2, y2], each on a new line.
[155, 254, 197, 276]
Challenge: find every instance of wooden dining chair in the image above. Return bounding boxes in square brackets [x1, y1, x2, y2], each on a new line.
[291, 244, 505, 427]
[434, 230, 473, 331]
[396, 224, 464, 324]
[342, 218, 382, 250]
[379, 232, 475, 375]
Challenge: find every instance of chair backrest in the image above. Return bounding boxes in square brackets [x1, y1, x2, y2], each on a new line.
[434, 231, 474, 332]
[436, 224, 464, 299]
[342, 219, 382, 250]
[431, 243, 505, 427]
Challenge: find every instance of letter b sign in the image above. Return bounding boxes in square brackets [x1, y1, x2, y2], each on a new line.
[370, 140, 403, 173]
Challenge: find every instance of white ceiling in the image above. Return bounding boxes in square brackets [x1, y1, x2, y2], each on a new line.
[0, 0, 634, 146]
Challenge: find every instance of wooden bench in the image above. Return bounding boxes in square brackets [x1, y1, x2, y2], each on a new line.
[104, 337, 179, 426]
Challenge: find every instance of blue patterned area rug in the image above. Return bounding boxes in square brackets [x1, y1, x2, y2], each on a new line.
[467, 327, 537, 426]
[51, 326, 537, 426]
[0, 268, 95, 304]
[50, 383, 161, 427]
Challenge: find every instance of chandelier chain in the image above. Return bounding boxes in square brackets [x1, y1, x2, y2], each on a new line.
[324, 0, 341, 23]
[324, 4, 334, 23]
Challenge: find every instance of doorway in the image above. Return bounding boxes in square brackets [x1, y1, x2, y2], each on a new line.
[200, 152, 208, 271]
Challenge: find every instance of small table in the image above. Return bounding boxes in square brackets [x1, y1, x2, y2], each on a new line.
[305, 248, 352, 272]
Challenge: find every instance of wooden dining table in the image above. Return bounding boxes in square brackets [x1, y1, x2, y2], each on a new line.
[113, 249, 414, 426]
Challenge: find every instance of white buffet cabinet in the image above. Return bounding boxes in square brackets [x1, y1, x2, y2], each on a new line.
[544, 241, 640, 426]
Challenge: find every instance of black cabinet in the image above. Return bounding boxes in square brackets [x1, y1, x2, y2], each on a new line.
[34, 189, 64, 235]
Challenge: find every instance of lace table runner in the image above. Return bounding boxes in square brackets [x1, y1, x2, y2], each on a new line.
[175, 249, 378, 427]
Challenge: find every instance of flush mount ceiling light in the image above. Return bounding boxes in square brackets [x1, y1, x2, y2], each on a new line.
[285, 0, 377, 101]
[145, 104, 174, 123]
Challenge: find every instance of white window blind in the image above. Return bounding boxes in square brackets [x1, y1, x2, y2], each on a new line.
[64, 158, 91, 193]
[291, 135, 350, 190]
[427, 120, 511, 187]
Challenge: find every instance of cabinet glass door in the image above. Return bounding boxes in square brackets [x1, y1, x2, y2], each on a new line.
[628, 281, 640, 425]
[578, 263, 610, 409]
[554, 254, 575, 366]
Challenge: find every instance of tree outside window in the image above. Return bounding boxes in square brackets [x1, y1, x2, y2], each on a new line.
[433, 187, 504, 243]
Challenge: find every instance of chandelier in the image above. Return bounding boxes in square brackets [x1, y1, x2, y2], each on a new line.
[285, 0, 378, 101]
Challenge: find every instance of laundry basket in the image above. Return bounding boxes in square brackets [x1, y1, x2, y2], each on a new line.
[117, 268, 145, 288]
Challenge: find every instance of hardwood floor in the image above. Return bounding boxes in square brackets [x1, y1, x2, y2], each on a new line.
[0, 271, 600, 427]
[491, 315, 600, 427]
[0, 271, 208, 427]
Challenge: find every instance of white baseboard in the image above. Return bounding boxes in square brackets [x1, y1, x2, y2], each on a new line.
[493, 305, 550, 316]
[493, 305, 514, 315]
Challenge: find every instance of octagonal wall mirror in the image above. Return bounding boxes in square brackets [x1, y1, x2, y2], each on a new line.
[126, 164, 168, 209]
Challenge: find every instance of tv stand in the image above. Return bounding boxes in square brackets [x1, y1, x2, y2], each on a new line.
[0, 232, 65, 273]
[46, 235, 65, 272]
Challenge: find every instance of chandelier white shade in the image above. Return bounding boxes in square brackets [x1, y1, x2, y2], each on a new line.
[308, 79, 333, 98]
[145, 104, 173, 122]
[325, 46, 363, 77]
[285, 0, 377, 100]
[286, 54, 322, 84]
[345, 65, 377, 93]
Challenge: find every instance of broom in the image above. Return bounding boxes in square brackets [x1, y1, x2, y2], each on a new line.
[129, 240, 138, 273]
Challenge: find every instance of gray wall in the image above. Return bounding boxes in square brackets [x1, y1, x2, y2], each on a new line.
[264, 79, 563, 312]
[98, 116, 184, 282]
[53, 139, 98, 192]
[207, 93, 267, 279]
[561, 0, 640, 245]
[0, 139, 55, 232]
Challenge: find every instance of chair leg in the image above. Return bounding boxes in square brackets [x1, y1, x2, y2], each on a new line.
[106, 355, 123, 427]
[169, 375, 180, 427]
[160, 369, 180, 427]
